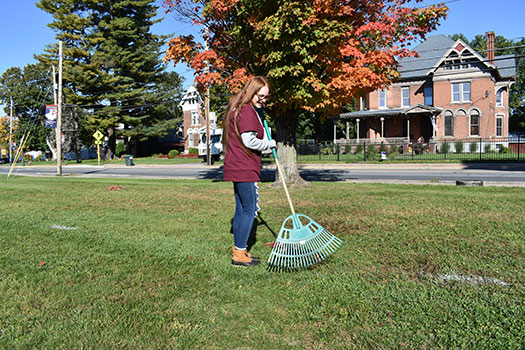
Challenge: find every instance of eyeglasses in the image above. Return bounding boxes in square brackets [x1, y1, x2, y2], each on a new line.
[256, 94, 269, 101]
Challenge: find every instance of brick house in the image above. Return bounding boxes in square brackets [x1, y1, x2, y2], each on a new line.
[178, 85, 217, 153]
[337, 33, 516, 152]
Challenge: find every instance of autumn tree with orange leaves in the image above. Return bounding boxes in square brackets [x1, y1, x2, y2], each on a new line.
[163, 0, 447, 184]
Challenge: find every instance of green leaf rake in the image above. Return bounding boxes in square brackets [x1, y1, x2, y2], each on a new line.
[261, 117, 343, 271]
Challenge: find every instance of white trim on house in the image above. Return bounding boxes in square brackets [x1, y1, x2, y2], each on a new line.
[429, 39, 496, 76]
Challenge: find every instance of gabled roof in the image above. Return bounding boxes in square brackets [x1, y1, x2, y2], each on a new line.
[398, 35, 454, 79]
[398, 35, 516, 80]
[179, 85, 202, 108]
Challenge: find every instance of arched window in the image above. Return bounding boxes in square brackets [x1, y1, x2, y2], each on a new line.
[496, 88, 504, 107]
[470, 109, 480, 136]
[444, 110, 454, 137]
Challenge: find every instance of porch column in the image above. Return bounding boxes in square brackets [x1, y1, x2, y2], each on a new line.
[380, 117, 385, 138]
[432, 116, 438, 139]
[406, 118, 410, 141]
[356, 118, 360, 142]
[346, 121, 349, 140]
[333, 121, 337, 143]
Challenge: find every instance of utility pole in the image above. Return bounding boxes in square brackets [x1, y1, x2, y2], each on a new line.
[52, 65, 57, 105]
[56, 41, 63, 175]
[9, 97, 13, 163]
[204, 28, 211, 166]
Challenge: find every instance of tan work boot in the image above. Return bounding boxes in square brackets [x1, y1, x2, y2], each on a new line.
[232, 246, 260, 261]
[232, 247, 261, 267]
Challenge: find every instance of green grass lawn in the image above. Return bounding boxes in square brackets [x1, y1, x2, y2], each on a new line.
[0, 177, 524, 349]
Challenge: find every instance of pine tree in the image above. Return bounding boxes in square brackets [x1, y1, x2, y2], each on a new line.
[37, 0, 183, 159]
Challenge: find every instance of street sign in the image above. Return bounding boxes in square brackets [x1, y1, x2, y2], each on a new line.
[93, 130, 104, 141]
[93, 130, 104, 165]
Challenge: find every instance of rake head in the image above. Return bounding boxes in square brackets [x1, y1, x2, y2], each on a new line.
[266, 214, 343, 272]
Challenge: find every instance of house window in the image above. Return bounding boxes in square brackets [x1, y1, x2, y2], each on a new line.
[401, 87, 410, 107]
[496, 115, 503, 136]
[188, 131, 194, 147]
[424, 86, 433, 106]
[452, 82, 471, 103]
[191, 111, 200, 125]
[444, 111, 454, 137]
[470, 109, 480, 136]
[378, 89, 387, 108]
[496, 89, 504, 107]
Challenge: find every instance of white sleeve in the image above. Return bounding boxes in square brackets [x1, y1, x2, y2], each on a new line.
[241, 132, 276, 151]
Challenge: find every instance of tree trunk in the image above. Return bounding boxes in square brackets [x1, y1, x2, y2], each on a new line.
[273, 110, 307, 186]
[46, 136, 57, 161]
[106, 126, 116, 160]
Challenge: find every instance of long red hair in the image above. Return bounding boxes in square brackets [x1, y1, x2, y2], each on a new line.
[222, 76, 269, 155]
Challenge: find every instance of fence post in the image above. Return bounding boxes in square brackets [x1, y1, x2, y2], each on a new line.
[479, 137, 482, 161]
[519, 135, 521, 162]
[364, 141, 366, 161]
[411, 143, 414, 160]
[319, 143, 321, 161]
[337, 143, 340, 161]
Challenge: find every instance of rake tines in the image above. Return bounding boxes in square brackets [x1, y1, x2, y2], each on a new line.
[266, 214, 343, 271]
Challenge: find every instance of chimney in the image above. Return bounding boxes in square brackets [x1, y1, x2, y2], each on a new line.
[486, 31, 495, 64]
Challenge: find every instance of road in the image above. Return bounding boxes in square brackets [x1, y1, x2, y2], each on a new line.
[1, 162, 524, 186]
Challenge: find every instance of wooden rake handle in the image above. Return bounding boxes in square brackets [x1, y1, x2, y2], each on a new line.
[262, 119, 296, 215]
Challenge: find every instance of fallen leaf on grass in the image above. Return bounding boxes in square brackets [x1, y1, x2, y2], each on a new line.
[108, 185, 124, 191]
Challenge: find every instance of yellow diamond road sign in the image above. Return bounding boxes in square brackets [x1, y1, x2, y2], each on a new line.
[93, 130, 104, 141]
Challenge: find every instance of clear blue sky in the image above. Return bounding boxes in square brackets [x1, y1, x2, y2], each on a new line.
[0, 0, 523, 94]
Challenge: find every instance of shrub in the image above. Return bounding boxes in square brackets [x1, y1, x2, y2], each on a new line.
[365, 145, 378, 160]
[116, 141, 125, 157]
[344, 145, 351, 154]
[499, 146, 513, 154]
[413, 143, 428, 155]
[440, 142, 450, 154]
[484, 144, 493, 153]
[455, 140, 464, 154]
[355, 144, 363, 154]
[188, 148, 199, 155]
[321, 146, 333, 155]
[470, 141, 478, 153]
[168, 149, 179, 157]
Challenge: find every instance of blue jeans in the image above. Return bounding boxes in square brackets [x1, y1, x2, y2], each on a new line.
[232, 182, 259, 250]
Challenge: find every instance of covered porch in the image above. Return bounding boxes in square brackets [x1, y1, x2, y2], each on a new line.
[334, 104, 443, 147]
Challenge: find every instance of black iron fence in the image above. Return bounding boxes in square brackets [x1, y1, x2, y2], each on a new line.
[297, 136, 525, 162]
